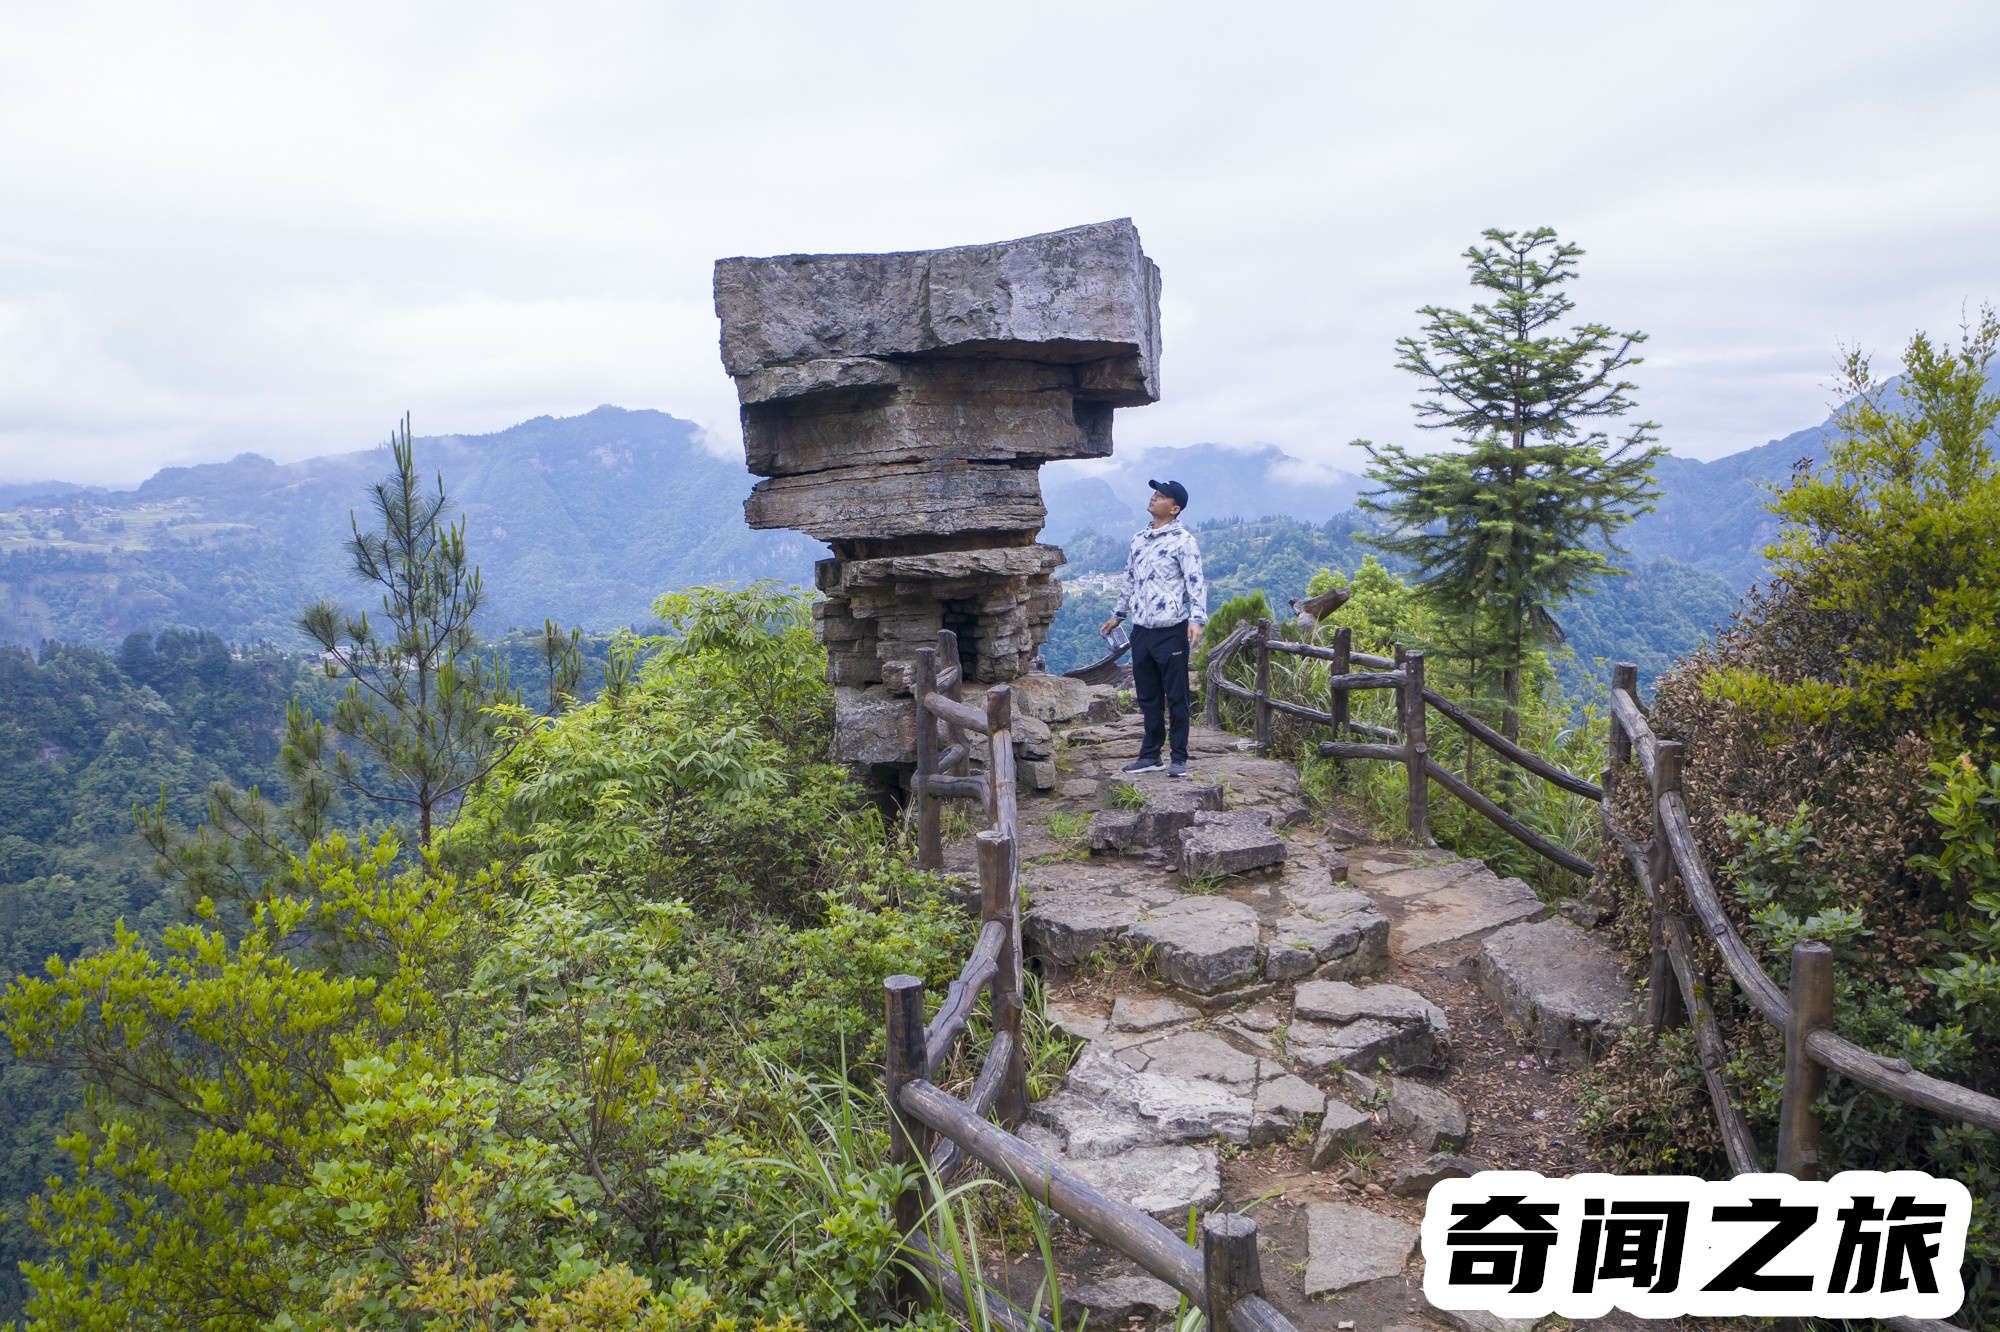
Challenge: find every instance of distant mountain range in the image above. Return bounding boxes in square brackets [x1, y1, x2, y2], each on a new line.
[0, 408, 816, 648]
[4, 372, 1987, 653]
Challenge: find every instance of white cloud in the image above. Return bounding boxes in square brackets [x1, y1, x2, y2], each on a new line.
[3, 0, 1997, 484]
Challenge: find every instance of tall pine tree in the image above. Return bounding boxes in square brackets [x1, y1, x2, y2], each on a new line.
[299, 415, 573, 846]
[1360, 227, 1662, 738]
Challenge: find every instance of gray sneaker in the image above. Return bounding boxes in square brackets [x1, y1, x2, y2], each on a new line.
[1168, 760, 1190, 777]
[1122, 757, 1166, 774]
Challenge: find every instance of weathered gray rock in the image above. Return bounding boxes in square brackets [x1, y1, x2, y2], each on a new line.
[1059, 777, 1099, 800]
[1289, 982, 1449, 1074]
[1119, 1031, 1260, 1091]
[1304, 1201, 1418, 1294]
[1178, 809, 1287, 880]
[1059, 1045, 1253, 1146]
[1339, 1067, 1385, 1106]
[746, 459, 1049, 541]
[1255, 1072, 1327, 1121]
[1389, 1152, 1485, 1197]
[1295, 980, 1445, 1031]
[1126, 897, 1262, 993]
[1132, 784, 1226, 846]
[1027, 1090, 1163, 1159]
[1022, 888, 1144, 966]
[1021, 759, 1058, 790]
[1356, 856, 1547, 952]
[1477, 917, 1635, 1062]
[1109, 994, 1197, 1032]
[1071, 1273, 1182, 1327]
[1011, 713, 1056, 761]
[1308, 1099, 1375, 1168]
[1267, 888, 1389, 983]
[1087, 810, 1142, 851]
[1043, 1000, 1107, 1043]
[1387, 1077, 1469, 1152]
[831, 685, 914, 765]
[715, 219, 1162, 397]
[1008, 672, 1093, 724]
[1048, 1144, 1220, 1225]
[1290, 1017, 1437, 1075]
[715, 221, 1162, 766]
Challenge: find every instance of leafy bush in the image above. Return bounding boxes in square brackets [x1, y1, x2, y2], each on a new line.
[4, 584, 980, 1328]
[1585, 318, 2000, 1327]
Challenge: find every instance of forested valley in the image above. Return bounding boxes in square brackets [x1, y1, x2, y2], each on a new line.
[0, 292, 1995, 1325]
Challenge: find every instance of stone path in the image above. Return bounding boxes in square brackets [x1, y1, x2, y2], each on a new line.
[945, 704, 1654, 1331]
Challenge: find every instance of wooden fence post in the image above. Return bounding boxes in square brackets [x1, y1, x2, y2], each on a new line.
[1253, 619, 1273, 753]
[1777, 939, 1835, 1178]
[1328, 625, 1351, 743]
[913, 647, 941, 870]
[1202, 1213, 1263, 1329]
[884, 973, 930, 1299]
[1646, 741, 1688, 1032]
[979, 829, 1028, 1125]
[1402, 651, 1430, 846]
[940, 629, 968, 778]
[1610, 662, 1637, 767]
[985, 684, 1013, 829]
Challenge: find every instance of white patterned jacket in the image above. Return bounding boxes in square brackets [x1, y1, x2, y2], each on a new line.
[1111, 520, 1208, 630]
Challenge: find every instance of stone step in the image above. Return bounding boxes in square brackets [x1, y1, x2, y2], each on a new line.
[1349, 851, 1547, 953]
[1476, 916, 1637, 1062]
[1303, 1200, 1419, 1297]
[1178, 808, 1288, 880]
[1288, 980, 1450, 1075]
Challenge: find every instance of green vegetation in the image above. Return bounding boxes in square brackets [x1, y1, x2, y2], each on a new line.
[1045, 514, 1731, 693]
[300, 417, 576, 848]
[1209, 559, 1605, 898]
[1358, 227, 1662, 739]
[0, 632, 345, 1317]
[2, 584, 981, 1328]
[1584, 314, 2000, 1326]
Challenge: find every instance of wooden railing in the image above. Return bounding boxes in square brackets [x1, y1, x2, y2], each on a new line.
[1203, 627, 1988, 1328]
[1606, 666, 1995, 1332]
[1203, 619, 1601, 879]
[892, 628, 1298, 1332]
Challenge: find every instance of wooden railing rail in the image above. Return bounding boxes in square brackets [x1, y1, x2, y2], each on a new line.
[1609, 669, 2000, 1131]
[1192, 622, 1986, 1326]
[1606, 662, 1990, 1332]
[898, 628, 1296, 1331]
[1206, 620, 1595, 870]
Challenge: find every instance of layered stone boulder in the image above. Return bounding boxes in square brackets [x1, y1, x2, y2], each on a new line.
[714, 219, 1161, 764]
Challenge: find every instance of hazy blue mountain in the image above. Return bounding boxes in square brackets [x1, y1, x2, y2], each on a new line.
[0, 408, 819, 649]
[10, 364, 1988, 660]
[1619, 365, 2000, 592]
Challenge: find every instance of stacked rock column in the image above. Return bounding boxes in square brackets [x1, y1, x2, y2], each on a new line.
[713, 219, 1162, 771]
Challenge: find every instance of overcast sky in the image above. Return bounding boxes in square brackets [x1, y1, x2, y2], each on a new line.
[3, 0, 1996, 486]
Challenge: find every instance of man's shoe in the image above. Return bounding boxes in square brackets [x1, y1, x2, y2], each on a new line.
[1122, 757, 1166, 774]
[1168, 760, 1190, 777]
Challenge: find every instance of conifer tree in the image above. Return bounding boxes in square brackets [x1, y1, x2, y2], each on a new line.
[299, 414, 529, 847]
[1360, 227, 1662, 738]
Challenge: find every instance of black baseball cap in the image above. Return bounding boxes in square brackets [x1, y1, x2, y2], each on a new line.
[1148, 478, 1189, 510]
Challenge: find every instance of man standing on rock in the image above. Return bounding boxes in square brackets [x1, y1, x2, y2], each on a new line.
[1101, 479, 1207, 778]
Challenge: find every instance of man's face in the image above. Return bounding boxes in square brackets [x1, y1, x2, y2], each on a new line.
[1147, 489, 1181, 522]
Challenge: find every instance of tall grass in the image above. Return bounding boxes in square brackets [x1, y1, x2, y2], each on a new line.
[752, 962, 1095, 1329]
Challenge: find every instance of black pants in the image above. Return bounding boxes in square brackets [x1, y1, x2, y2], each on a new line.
[1131, 621, 1191, 762]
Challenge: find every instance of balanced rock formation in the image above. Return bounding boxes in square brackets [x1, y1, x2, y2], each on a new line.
[713, 219, 1161, 764]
